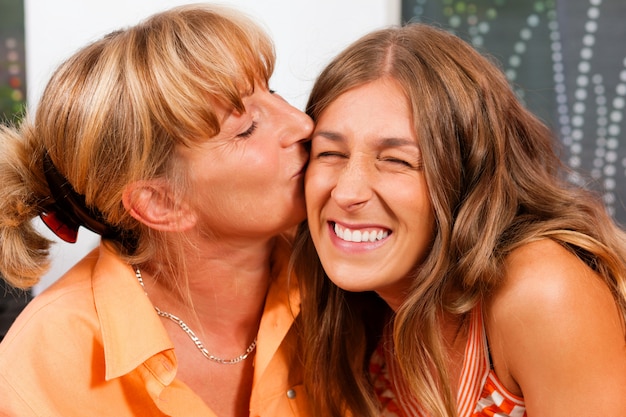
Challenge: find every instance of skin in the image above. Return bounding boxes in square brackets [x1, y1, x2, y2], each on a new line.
[178, 86, 311, 241]
[486, 239, 626, 416]
[305, 78, 435, 311]
[305, 79, 626, 415]
[125, 85, 313, 417]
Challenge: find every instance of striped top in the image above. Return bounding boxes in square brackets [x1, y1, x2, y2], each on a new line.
[369, 306, 526, 417]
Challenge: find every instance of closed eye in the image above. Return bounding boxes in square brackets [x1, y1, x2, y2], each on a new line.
[316, 151, 347, 159]
[237, 122, 257, 139]
[379, 156, 423, 170]
[381, 157, 413, 167]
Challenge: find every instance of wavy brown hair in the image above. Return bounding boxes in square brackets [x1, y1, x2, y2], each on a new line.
[0, 4, 275, 288]
[293, 23, 626, 417]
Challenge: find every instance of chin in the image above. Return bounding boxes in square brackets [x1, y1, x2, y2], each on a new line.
[327, 276, 373, 293]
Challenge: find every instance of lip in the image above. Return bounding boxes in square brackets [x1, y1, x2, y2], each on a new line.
[327, 220, 391, 253]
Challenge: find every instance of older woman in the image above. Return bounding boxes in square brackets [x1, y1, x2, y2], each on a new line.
[0, 4, 313, 417]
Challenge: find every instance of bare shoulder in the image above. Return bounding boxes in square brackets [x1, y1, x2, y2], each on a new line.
[487, 238, 623, 336]
[491, 239, 608, 312]
[485, 239, 626, 414]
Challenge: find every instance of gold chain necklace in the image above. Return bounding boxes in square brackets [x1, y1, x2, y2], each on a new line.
[134, 267, 257, 365]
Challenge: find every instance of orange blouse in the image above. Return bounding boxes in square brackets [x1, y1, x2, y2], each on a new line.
[0, 238, 309, 417]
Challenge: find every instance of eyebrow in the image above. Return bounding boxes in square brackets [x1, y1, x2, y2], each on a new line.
[312, 130, 342, 141]
[313, 130, 418, 148]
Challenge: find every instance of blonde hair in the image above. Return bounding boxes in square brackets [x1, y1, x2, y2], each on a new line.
[295, 23, 626, 417]
[0, 3, 275, 288]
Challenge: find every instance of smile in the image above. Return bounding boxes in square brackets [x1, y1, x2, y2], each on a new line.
[333, 222, 390, 243]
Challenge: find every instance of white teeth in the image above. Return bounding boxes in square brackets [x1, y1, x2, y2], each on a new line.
[333, 223, 389, 243]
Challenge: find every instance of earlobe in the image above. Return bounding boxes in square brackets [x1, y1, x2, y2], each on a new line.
[122, 180, 196, 232]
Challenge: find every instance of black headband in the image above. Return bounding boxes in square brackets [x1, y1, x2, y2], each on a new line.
[40, 151, 137, 251]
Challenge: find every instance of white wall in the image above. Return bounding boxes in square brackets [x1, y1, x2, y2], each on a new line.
[25, 0, 401, 293]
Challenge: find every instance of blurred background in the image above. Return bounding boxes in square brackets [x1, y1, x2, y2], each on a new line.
[1, 0, 625, 300]
[0, 0, 25, 123]
[403, 0, 626, 223]
[0, 0, 29, 340]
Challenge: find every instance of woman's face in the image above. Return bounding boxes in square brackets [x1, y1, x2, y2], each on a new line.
[179, 86, 313, 240]
[305, 79, 435, 310]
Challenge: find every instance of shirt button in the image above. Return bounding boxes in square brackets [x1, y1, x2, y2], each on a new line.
[286, 389, 297, 399]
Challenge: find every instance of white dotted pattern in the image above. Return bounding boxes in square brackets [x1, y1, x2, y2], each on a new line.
[409, 0, 626, 217]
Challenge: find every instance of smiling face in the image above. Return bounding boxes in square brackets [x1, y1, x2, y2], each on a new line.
[178, 85, 314, 241]
[305, 78, 435, 310]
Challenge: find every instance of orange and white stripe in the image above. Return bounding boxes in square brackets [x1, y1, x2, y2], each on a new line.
[370, 305, 527, 417]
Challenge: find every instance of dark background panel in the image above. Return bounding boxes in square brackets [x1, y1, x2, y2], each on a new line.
[402, 0, 626, 225]
[0, 0, 26, 124]
[0, 0, 30, 340]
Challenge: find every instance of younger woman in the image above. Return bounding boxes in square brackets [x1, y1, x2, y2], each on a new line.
[295, 23, 626, 417]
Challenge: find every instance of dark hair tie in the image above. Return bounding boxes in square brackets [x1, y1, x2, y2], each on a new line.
[40, 151, 137, 252]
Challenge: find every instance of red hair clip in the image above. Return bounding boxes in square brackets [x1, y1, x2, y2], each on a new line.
[39, 211, 79, 243]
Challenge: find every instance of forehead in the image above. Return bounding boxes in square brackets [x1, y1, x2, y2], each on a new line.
[313, 79, 417, 147]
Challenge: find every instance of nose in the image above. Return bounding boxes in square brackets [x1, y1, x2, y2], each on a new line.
[275, 98, 314, 147]
[331, 157, 373, 211]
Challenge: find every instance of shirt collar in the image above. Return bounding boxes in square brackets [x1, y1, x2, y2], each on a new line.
[91, 241, 175, 381]
[91, 236, 300, 386]
[254, 234, 301, 380]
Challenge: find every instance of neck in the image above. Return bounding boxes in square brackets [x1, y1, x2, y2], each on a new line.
[141, 236, 277, 349]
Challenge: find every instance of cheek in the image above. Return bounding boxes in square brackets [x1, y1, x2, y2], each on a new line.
[409, 177, 432, 214]
[304, 186, 322, 223]
[304, 167, 329, 208]
[395, 178, 435, 243]
[410, 194, 436, 257]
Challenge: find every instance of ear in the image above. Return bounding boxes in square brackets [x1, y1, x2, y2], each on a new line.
[122, 180, 196, 232]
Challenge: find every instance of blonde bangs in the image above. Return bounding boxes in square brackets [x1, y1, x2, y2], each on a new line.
[126, 4, 275, 146]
